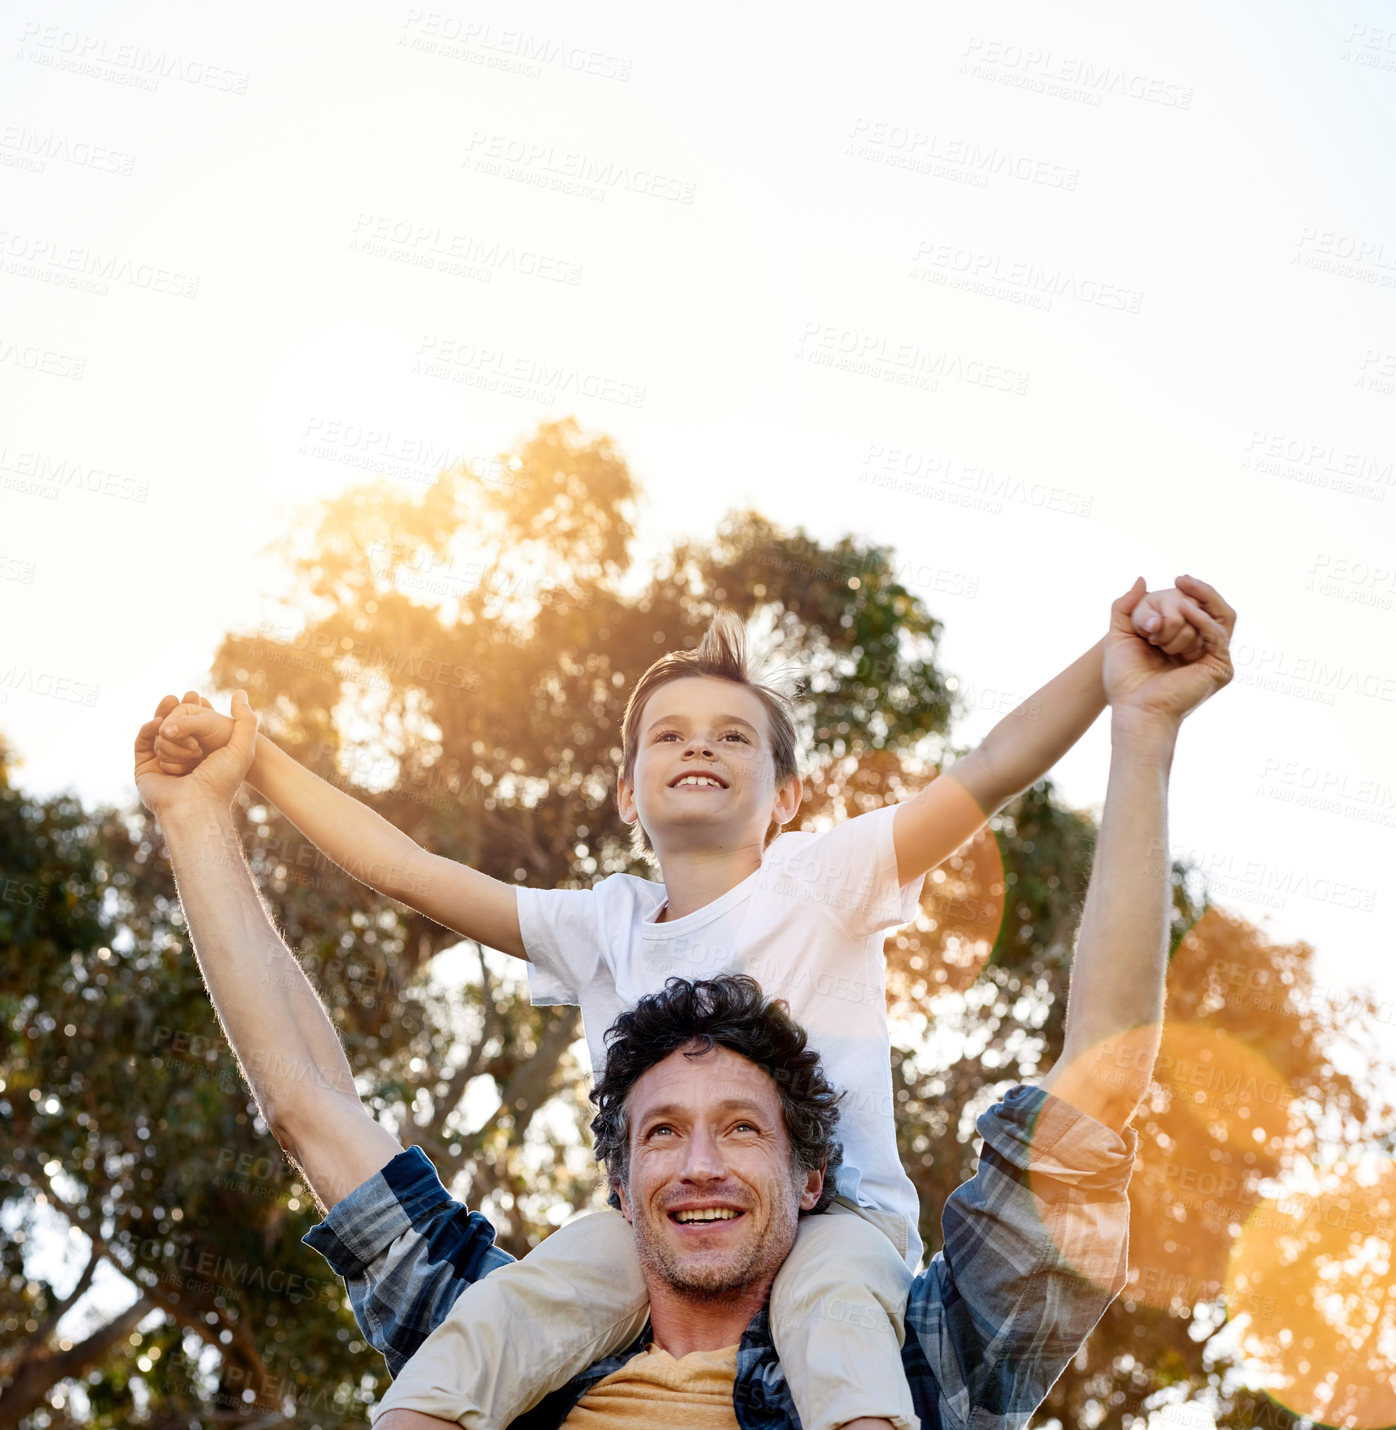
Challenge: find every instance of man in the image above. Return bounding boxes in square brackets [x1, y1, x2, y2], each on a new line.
[133, 577, 1235, 1428]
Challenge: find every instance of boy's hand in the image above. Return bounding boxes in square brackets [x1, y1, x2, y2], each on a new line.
[135, 690, 258, 817]
[1105, 575, 1235, 727]
[1130, 584, 1209, 661]
[155, 692, 236, 775]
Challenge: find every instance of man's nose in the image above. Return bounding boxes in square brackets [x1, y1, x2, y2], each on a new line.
[678, 1124, 726, 1182]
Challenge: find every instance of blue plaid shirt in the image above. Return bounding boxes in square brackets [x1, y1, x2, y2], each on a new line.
[305, 1085, 1135, 1429]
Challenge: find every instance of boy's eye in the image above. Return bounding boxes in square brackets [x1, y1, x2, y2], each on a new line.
[654, 731, 680, 742]
[721, 731, 749, 743]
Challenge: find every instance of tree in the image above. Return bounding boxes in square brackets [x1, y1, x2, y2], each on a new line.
[3, 417, 1390, 1426]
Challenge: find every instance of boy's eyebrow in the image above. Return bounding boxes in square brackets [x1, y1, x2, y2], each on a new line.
[643, 713, 761, 735]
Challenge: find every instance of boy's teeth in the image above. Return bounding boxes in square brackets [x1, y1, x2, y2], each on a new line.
[674, 1208, 739, 1222]
[676, 775, 720, 787]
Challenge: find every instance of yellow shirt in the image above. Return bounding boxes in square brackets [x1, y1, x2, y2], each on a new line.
[561, 1343, 741, 1428]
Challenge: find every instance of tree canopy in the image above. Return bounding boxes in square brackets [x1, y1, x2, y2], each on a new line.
[2, 418, 1391, 1428]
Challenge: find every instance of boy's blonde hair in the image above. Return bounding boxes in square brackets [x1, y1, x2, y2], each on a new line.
[620, 611, 800, 859]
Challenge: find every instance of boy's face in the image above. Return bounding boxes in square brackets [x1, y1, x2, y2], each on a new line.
[619, 676, 800, 860]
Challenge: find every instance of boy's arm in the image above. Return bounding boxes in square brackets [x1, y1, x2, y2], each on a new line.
[158, 701, 525, 959]
[892, 576, 1211, 885]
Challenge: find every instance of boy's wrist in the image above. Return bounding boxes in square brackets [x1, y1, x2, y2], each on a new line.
[245, 731, 276, 793]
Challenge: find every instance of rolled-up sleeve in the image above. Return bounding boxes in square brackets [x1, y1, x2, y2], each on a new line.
[906, 1084, 1135, 1428]
[302, 1146, 515, 1377]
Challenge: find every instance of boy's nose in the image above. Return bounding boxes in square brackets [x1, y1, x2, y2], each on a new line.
[684, 738, 714, 757]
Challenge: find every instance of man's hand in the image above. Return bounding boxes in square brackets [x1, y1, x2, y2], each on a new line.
[1105, 575, 1234, 728]
[1130, 584, 1208, 660]
[135, 690, 257, 816]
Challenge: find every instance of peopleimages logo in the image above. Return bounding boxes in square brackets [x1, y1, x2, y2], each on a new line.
[413, 336, 647, 408]
[16, 21, 250, 94]
[845, 119, 1080, 191]
[0, 229, 199, 299]
[959, 37, 1194, 109]
[462, 132, 695, 204]
[910, 239, 1144, 314]
[794, 323, 1031, 396]
[0, 124, 137, 176]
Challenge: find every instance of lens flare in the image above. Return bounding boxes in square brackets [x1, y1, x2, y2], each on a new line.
[1041, 1023, 1304, 1304]
[1225, 1157, 1396, 1429]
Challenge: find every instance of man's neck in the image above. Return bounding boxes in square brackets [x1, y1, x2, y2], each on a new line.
[654, 841, 766, 923]
[644, 1275, 770, 1359]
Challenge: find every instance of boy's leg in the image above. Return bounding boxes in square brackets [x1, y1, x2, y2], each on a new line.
[369, 1207, 648, 1427]
[769, 1203, 918, 1430]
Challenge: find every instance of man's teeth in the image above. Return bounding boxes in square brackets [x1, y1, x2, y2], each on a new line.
[674, 1208, 740, 1222]
[675, 775, 721, 787]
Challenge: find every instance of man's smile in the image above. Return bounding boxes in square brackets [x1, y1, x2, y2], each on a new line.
[669, 1205, 745, 1224]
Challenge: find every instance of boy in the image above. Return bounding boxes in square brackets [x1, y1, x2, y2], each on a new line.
[154, 577, 1210, 1430]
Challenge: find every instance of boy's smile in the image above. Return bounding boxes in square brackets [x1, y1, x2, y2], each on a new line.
[670, 771, 728, 790]
[618, 676, 800, 857]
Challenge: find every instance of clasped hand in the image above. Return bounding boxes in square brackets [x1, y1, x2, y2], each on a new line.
[133, 689, 257, 817]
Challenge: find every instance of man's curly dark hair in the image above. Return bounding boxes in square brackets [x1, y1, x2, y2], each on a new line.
[589, 975, 844, 1214]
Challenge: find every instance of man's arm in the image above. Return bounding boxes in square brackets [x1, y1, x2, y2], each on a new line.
[140, 698, 515, 1428]
[136, 693, 404, 1212]
[892, 578, 1212, 885]
[156, 697, 526, 958]
[1039, 576, 1236, 1132]
[160, 801, 406, 1211]
[906, 1084, 1136, 1430]
[1036, 710, 1174, 1132]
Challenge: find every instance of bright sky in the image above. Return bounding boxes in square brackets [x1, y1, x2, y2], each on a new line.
[4, 5, 1396, 1063]
[5, 4, 1396, 1417]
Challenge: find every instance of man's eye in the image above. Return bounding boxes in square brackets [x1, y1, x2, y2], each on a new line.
[732, 1121, 759, 1134]
[647, 1125, 675, 1138]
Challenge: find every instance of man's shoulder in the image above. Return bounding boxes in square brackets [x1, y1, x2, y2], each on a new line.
[303, 1147, 515, 1378]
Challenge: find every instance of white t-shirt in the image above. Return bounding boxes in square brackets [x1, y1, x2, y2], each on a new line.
[518, 804, 926, 1265]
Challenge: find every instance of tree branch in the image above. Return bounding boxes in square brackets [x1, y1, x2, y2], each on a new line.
[0, 1292, 154, 1430]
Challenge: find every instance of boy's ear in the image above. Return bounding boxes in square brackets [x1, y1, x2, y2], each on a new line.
[772, 773, 803, 828]
[617, 772, 638, 825]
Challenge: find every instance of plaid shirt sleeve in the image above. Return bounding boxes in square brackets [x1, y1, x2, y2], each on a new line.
[301, 1146, 515, 1378]
[905, 1084, 1136, 1430]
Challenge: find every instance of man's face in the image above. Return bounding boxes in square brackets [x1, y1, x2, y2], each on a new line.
[614, 1043, 823, 1301]
[618, 676, 800, 857]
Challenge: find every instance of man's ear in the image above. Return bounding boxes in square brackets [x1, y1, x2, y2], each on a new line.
[772, 773, 803, 829]
[613, 1177, 635, 1225]
[797, 1163, 824, 1213]
[617, 773, 637, 826]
